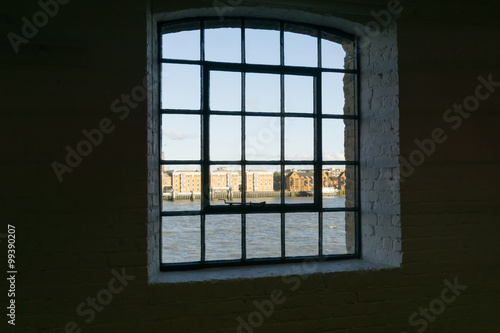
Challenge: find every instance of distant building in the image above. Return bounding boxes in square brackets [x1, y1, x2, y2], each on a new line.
[210, 168, 273, 191]
[323, 168, 344, 189]
[170, 170, 201, 193]
[163, 168, 343, 193]
[284, 168, 345, 192]
[246, 169, 273, 191]
[285, 169, 314, 192]
[324, 168, 344, 178]
[162, 168, 273, 193]
[162, 173, 172, 193]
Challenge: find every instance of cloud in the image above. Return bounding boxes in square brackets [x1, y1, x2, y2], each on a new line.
[284, 153, 314, 160]
[282, 152, 345, 161]
[246, 151, 278, 160]
[163, 129, 197, 140]
[324, 152, 345, 160]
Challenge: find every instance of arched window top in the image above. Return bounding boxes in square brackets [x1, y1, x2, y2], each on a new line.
[160, 18, 356, 70]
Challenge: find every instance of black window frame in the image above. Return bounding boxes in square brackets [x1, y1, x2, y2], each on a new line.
[158, 17, 361, 271]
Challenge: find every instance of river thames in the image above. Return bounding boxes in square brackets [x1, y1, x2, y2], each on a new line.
[162, 196, 350, 263]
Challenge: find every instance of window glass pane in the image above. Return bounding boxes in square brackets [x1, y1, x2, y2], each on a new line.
[321, 167, 343, 205]
[323, 212, 348, 255]
[245, 166, 276, 196]
[162, 216, 200, 263]
[322, 73, 355, 115]
[285, 165, 314, 204]
[162, 22, 200, 60]
[246, 116, 280, 161]
[245, 20, 280, 65]
[285, 75, 314, 113]
[284, 24, 317, 67]
[161, 64, 200, 110]
[242, 165, 282, 205]
[246, 213, 281, 259]
[323, 118, 357, 163]
[322, 165, 356, 208]
[246, 73, 280, 112]
[322, 118, 349, 161]
[162, 114, 200, 160]
[321, 31, 354, 70]
[205, 20, 241, 63]
[210, 115, 241, 160]
[161, 167, 201, 211]
[206, 214, 241, 261]
[210, 71, 241, 111]
[210, 165, 241, 205]
[285, 213, 318, 256]
[285, 118, 313, 160]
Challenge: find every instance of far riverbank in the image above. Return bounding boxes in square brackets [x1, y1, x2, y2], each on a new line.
[163, 190, 345, 201]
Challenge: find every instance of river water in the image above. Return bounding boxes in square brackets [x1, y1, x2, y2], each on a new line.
[162, 196, 349, 263]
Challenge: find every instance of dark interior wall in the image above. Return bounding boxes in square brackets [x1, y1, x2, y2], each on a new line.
[396, 3, 500, 331]
[1, 0, 499, 332]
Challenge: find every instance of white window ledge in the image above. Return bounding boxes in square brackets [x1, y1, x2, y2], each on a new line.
[149, 259, 397, 284]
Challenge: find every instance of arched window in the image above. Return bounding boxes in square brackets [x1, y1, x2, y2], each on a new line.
[159, 18, 358, 270]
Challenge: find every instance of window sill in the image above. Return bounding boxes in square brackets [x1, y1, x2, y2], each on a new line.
[149, 259, 398, 284]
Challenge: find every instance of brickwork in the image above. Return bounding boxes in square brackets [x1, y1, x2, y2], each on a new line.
[357, 22, 401, 263]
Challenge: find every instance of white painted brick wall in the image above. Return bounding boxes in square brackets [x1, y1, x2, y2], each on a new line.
[359, 23, 402, 266]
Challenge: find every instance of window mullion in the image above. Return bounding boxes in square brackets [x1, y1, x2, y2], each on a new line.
[241, 18, 247, 261]
[201, 21, 208, 263]
[316, 30, 324, 256]
[279, 21, 286, 259]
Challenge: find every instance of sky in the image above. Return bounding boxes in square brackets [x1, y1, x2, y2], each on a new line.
[161, 25, 351, 171]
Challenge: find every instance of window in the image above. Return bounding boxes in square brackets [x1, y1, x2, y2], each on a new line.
[159, 18, 359, 271]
